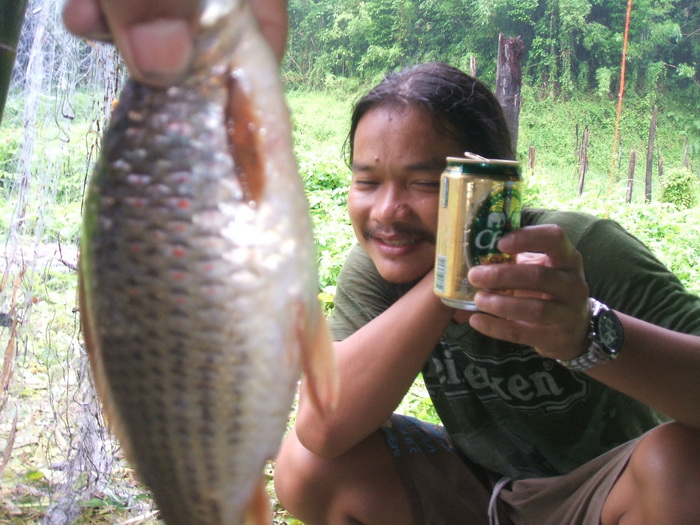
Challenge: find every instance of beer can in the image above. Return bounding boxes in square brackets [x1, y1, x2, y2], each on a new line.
[434, 154, 522, 310]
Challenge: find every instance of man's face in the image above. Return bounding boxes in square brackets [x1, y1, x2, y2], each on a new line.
[348, 106, 464, 283]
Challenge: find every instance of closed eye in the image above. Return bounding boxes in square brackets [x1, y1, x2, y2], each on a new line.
[412, 181, 440, 189]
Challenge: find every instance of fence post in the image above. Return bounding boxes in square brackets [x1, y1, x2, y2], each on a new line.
[645, 105, 657, 203]
[626, 150, 636, 203]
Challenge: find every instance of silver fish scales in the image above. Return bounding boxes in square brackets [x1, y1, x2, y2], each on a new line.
[78, 1, 337, 524]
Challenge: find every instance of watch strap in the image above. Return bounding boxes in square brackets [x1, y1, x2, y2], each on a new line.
[557, 299, 620, 372]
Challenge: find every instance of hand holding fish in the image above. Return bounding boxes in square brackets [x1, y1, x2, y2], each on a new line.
[63, 0, 288, 85]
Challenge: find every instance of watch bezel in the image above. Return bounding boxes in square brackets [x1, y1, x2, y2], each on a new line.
[591, 307, 624, 357]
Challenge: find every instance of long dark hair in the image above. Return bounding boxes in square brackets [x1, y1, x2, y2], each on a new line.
[346, 62, 515, 164]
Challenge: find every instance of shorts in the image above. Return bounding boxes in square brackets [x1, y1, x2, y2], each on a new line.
[380, 414, 642, 525]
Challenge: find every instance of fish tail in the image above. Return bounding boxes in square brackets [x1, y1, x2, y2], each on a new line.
[243, 475, 272, 525]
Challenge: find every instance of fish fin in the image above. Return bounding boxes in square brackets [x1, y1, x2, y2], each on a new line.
[79, 266, 110, 418]
[243, 476, 272, 525]
[299, 303, 339, 418]
[226, 69, 265, 204]
[79, 261, 133, 460]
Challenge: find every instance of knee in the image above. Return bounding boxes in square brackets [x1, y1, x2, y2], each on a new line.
[629, 422, 700, 507]
[274, 427, 331, 521]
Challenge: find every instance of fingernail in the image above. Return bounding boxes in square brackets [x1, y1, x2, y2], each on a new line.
[127, 19, 192, 85]
[468, 266, 485, 284]
[497, 232, 514, 251]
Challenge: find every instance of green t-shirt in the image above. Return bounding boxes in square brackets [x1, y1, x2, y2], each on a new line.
[330, 209, 700, 479]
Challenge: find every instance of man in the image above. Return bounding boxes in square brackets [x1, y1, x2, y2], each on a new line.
[274, 63, 700, 524]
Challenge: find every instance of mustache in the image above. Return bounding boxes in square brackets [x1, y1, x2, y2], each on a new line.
[363, 223, 436, 244]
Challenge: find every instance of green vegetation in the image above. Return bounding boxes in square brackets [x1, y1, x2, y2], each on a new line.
[284, 0, 700, 97]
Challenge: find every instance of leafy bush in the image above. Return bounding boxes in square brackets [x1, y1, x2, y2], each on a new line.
[660, 167, 699, 209]
[595, 67, 612, 98]
[0, 127, 21, 195]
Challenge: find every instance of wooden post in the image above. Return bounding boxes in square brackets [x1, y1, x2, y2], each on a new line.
[645, 105, 657, 203]
[528, 146, 536, 173]
[0, 0, 29, 124]
[495, 33, 524, 152]
[578, 126, 589, 195]
[470, 56, 477, 78]
[626, 150, 636, 203]
[683, 137, 689, 169]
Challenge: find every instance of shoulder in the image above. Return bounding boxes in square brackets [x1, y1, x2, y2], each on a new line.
[523, 208, 700, 335]
[338, 243, 377, 277]
[330, 244, 413, 340]
[522, 208, 604, 246]
[523, 207, 655, 254]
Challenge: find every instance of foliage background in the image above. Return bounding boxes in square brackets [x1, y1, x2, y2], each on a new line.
[283, 0, 699, 97]
[0, 0, 698, 523]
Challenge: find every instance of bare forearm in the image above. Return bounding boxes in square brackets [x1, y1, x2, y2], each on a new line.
[295, 273, 454, 458]
[588, 313, 700, 429]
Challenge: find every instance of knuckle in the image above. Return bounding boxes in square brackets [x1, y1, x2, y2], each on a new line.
[547, 223, 567, 241]
[528, 298, 548, 321]
[571, 281, 590, 304]
[504, 323, 525, 344]
[528, 264, 548, 283]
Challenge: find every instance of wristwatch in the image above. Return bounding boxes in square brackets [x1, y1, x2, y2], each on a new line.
[557, 298, 625, 372]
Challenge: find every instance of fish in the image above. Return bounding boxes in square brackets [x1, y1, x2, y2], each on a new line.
[78, 1, 337, 523]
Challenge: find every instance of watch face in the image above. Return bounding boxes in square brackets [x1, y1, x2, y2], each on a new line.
[596, 310, 624, 353]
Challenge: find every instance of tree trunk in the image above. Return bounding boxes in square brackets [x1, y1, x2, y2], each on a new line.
[645, 106, 657, 203]
[626, 150, 636, 203]
[495, 33, 524, 153]
[0, 0, 29, 124]
[470, 55, 476, 78]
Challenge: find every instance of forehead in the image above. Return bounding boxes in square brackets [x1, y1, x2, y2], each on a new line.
[353, 106, 463, 165]
[356, 104, 436, 136]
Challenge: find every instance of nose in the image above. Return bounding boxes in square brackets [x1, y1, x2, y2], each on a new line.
[370, 183, 411, 224]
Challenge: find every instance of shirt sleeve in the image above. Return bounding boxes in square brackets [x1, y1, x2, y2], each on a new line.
[576, 218, 700, 335]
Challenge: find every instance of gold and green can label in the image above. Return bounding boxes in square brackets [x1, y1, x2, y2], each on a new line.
[434, 154, 522, 310]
